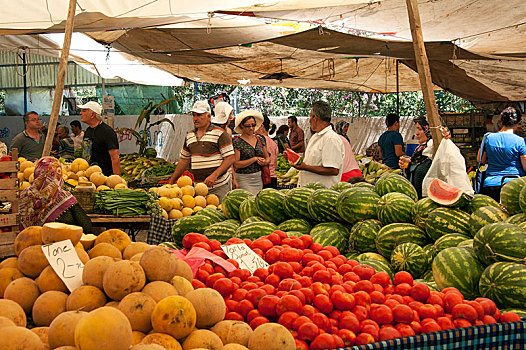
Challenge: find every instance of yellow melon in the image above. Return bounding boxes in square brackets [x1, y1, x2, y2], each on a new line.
[206, 194, 220, 206]
[96, 185, 110, 192]
[71, 158, 89, 173]
[24, 166, 35, 180]
[88, 242, 122, 260]
[132, 331, 146, 345]
[95, 229, 132, 253]
[103, 260, 146, 301]
[106, 174, 124, 188]
[66, 171, 78, 180]
[41, 222, 83, 246]
[29, 173, 35, 183]
[20, 181, 31, 190]
[194, 183, 208, 196]
[0, 267, 24, 296]
[18, 156, 27, 164]
[118, 292, 156, 333]
[76, 170, 86, 178]
[32, 291, 68, 327]
[181, 185, 195, 197]
[0, 257, 18, 269]
[182, 329, 223, 350]
[82, 256, 118, 290]
[0, 316, 16, 329]
[161, 210, 169, 219]
[18, 245, 49, 278]
[30, 326, 49, 346]
[66, 285, 107, 312]
[0, 299, 26, 327]
[193, 206, 203, 212]
[169, 187, 182, 199]
[176, 175, 193, 188]
[2, 326, 45, 350]
[20, 160, 34, 172]
[36, 265, 68, 293]
[185, 288, 226, 328]
[48, 310, 88, 349]
[151, 296, 196, 339]
[194, 195, 207, 208]
[141, 281, 178, 303]
[181, 195, 195, 208]
[3, 277, 41, 314]
[211, 320, 253, 347]
[159, 197, 173, 212]
[170, 198, 182, 210]
[74, 307, 133, 350]
[181, 207, 193, 217]
[78, 176, 89, 183]
[17, 171, 25, 182]
[115, 183, 128, 189]
[80, 233, 97, 250]
[141, 333, 182, 350]
[206, 204, 218, 209]
[89, 172, 107, 187]
[14, 226, 42, 256]
[168, 209, 183, 220]
[170, 276, 194, 296]
[123, 242, 151, 260]
[85, 165, 102, 179]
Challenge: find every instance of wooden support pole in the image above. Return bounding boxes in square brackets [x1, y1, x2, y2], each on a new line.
[405, 0, 442, 147]
[42, 0, 77, 157]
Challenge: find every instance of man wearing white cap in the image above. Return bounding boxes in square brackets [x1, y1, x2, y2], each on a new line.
[168, 100, 235, 200]
[78, 101, 120, 176]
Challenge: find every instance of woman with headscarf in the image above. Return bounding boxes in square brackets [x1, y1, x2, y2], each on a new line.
[478, 107, 526, 201]
[19, 156, 92, 232]
[274, 124, 291, 154]
[335, 120, 350, 143]
[233, 110, 270, 195]
[257, 115, 278, 188]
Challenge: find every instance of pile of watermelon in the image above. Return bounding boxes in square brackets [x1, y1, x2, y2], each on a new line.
[173, 230, 522, 349]
[167, 173, 526, 315]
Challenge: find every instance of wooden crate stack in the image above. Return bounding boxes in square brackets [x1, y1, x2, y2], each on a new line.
[0, 149, 19, 259]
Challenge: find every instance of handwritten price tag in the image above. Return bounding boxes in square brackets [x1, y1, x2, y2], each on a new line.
[221, 243, 269, 274]
[42, 240, 84, 292]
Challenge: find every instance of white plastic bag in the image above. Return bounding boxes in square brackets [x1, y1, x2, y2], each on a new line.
[422, 139, 474, 196]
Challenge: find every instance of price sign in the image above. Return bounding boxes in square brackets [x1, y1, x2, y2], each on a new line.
[221, 243, 269, 274]
[42, 240, 84, 292]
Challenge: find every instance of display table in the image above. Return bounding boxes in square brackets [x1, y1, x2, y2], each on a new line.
[87, 214, 150, 241]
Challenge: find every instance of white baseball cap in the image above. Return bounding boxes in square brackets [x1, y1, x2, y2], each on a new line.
[189, 100, 211, 114]
[77, 101, 102, 115]
[212, 102, 233, 124]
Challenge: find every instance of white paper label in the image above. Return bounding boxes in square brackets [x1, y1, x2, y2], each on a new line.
[42, 240, 84, 292]
[221, 243, 269, 274]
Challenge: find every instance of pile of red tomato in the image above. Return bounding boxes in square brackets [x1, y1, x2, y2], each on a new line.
[183, 231, 521, 349]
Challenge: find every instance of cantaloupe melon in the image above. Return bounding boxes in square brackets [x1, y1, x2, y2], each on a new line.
[139, 246, 180, 282]
[32, 291, 68, 326]
[75, 246, 90, 263]
[106, 175, 125, 188]
[20, 160, 34, 172]
[23, 166, 35, 180]
[3, 277, 41, 314]
[194, 195, 207, 208]
[18, 245, 49, 278]
[74, 307, 132, 350]
[185, 288, 226, 328]
[177, 176, 193, 188]
[169, 187, 182, 199]
[171, 198, 183, 210]
[66, 171, 78, 180]
[123, 242, 151, 260]
[95, 229, 131, 253]
[85, 165, 102, 179]
[105, 301, 120, 308]
[41, 222, 83, 246]
[0, 257, 18, 269]
[181, 207, 193, 217]
[96, 185, 110, 192]
[82, 256, 116, 289]
[103, 260, 146, 301]
[0, 316, 16, 329]
[14, 226, 42, 256]
[2, 326, 45, 350]
[223, 344, 249, 350]
[36, 265, 68, 293]
[115, 183, 128, 189]
[247, 323, 295, 350]
[131, 344, 166, 350]
[193, 205, 203, 212]
[80, 233, 97, 250]
[88, 242, 122, 259]
[159, 197, 173, 212]
[30, 327, 49, 347]
[211, 320, 253, 347]
[132, 330, 146, 345]
[150, 296, 196, 339]
[89, 171, 107, 187]
[66, 285, 107, 312]
[0, 299, 27, 326]
[168, 209, 183, 220]
[141, 281, 178, 303]
[118, 292, 156, 333]
[141, 333, 182, 350]
[194, 183, 208, 196]
[181, 194, 195, 208]
[182, 329, 223, 350]
[170, 276, 193, 296]
[0, 267, 23, 296]
[48, 310, 88, 349]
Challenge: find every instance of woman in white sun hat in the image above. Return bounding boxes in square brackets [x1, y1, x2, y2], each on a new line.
[233, 110, 270, 195]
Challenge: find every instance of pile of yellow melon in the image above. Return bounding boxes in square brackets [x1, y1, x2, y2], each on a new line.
[0, 223, 295, 350]
[150, 175, 221, 221]
[18, 157, 127, 192]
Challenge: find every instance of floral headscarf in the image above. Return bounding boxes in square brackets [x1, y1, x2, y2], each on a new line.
[335, 120, 350, 142]
[19, 157, 77, 229]
[411, 117, 432, 165]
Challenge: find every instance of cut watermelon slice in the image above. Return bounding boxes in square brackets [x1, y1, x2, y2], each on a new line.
[428, 178, 471, 207]
[285, 148, 303, 166]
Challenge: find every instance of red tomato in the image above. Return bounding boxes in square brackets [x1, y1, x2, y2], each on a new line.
[331, 291, 356, 311]
[292, 315, 311, 331]
[206, 273, 225, 288]
[444, 292, 465, 313]
[353, 291, 371, 307]
[313, 294, 333, 314]
[370, 271, 391, 287]
[339, 315, 360, 334]
[451, 303, 478, 323]
[453, 318, 473, 328]
[278, 278, 302, 291]
[354, 280, 374, 293]
[318, 250, 333, 261]
[246, 309, 262, 324]
[295, 339, 309, 350]
[276, 295, 303, 316]
[370, 291, 386, 304]
[437, 316, 455, 330]
[421, 320, 441, 333]
[228, 269, 251, 281]
[379, 327, 401, 341]
[310, 333, 337, 350]
[410, 283, 430, 302]
[196, 269, 209, 283]
[427, 291, 444, 306]
[408, 301, 424, 311]
[418, 304, 438, 319]
[384, 298, 400, 309]
[393, 283, 412, 296]
[182, 232, 209, 249]
[369, 304, 393, 325]
[258, 295, 280, 317]
[267, 232, 281, 245]
[343, 272, 361, 283]
[299, 235, 313, 249]
[410, 321, 422, 334]
[301, 304, 317, 318]
[208, 239, 221, 251]
[310, 243, 324, 253]
[352, 265, 375, 280]
[338, 329, 356, 347]
[296, 322, 319, 341]
[264, 274, 281, 288]
[273, 262, 294, 279]
[393, 304, 414, 323]
[482, 315, 497, 324]
[393, 271, 413, 286]
[251, 238, 273, 252]
[310, 312, 331, 332]
[191, 279, 206, 289]
[246, 288, 267, 306]
[476, 297, 497, 315]
[225, 311, 244, 321]
[352, 305, 369, 321]
[265, 247, 282, 264]
[249, 316, 269, 330]
[193, 242, 211, 251]
[354, 332, 375, 346]
[212, 278, 234, 297]
[235, 299, 254, 319]
[278, 311, 300, 329]
[465, 300, 484, 320]
[396, 323, 416, 337]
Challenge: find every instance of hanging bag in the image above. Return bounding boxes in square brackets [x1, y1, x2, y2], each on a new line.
[256, 136, 271, 185]
[473, 133, 489, 194]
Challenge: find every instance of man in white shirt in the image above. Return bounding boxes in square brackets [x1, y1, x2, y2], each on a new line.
[293, 101, 344, 188]
[69, 120, 84, 149]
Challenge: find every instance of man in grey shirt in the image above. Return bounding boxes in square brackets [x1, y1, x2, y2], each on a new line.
[10, 111, 46, 161]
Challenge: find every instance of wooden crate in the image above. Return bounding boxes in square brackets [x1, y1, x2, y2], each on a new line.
[0, 149, 19, 259]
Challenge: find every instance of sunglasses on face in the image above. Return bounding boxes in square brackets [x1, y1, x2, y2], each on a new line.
[243, 123, 256, 128]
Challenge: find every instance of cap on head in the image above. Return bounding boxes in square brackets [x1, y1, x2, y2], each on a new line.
[77, 101, 102, 117]
[212, 102, 233, 124]
[190, 100, 211, 114]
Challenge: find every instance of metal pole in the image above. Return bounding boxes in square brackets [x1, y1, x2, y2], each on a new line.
[101, 77, 106, 123]
[396, 60, 400, 116]
[194, 82, 198, 101]
[22, 53, 27, 114]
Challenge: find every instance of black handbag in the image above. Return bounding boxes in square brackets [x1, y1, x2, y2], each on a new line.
[473, 133, 489, 194]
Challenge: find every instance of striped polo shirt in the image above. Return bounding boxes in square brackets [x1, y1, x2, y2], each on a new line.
[180, 124, 234, 187]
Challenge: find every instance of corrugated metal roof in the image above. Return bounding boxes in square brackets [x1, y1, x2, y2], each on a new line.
[0, 52, 126, 89]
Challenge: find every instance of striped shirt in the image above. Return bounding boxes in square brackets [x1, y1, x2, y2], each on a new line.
[180, 124, 234, 187]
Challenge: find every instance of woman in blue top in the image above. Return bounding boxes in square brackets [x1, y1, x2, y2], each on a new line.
[478, 107, 526, 201]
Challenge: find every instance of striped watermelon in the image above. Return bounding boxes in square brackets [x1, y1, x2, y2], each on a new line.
[375, 173, 418, 201]
[277, 219, 312, 235]
[390, 242, 427, 278]
[310, 222, 349, 252]
[331, 182, 354, 193]
[375, 223, 428, 259]
[193, 208, 226, 223]
[457, 239, 474, 248]
[223, 219, 241, 226]
[286, 231, 304, 237]
[221, 189, 254, 220]
[349, 219, 382, 253]
[346, 252, 360, 260]
[423, 244, 437, 266]
[308, 189, 341, 223]
[414, 279, 439, 292]
[422, 269, 435, 282]
[501, 177, 526, 215]
[255, 188, 287, 224]
[283, 187, 314, 220]
[159, 241, 180, 249]
[204, 221, 239, 243]
[234, 221, 278, 240]
[361, 259, 394, 279]
[412, 197, 440, 229]
[425, 207, 471, 240]
[469, 206, 509, 236]
[355, 252, 389, 264]
[473, 222, 526, 265]
[432, 247, 485, 299]
[337, 187, 380, 225]
[504, 213, 526, 224]
[519, 184, 526, 213]
[303, 182, 326, 190]
[464, 194, 500, 214]
[243, 216, 265, 224]
[279, 188, 291, 195]
[376, 192, 415, 225]
[171, 215, 213, 244]
[433, 233, 471, 254]
[239, 197, 257, 222]
[479, 262, 526, 309]
[353, 182, 375, 191]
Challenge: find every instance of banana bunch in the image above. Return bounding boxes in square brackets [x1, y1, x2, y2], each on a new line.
[277, 167, 300, 186]
[356, 154, 403, 183]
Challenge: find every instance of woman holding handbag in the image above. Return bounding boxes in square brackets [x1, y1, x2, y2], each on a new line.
[477, 107, 526, 201]
[233, 110, 270, 195]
